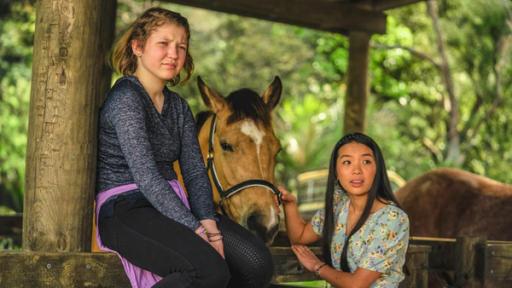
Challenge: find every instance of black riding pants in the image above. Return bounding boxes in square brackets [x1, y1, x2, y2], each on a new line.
[98, 196, 274, 288]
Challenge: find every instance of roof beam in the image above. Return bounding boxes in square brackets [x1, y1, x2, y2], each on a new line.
[359, 0, 425, 11]
[161, 0, 387, 34]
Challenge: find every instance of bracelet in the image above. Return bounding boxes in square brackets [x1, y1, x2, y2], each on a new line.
[208, 234, 223, 241]
[209, 235, 223, 242]
[314, 262, 327, 277]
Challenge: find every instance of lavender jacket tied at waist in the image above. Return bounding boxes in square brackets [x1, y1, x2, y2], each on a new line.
[95, 180, 190, 288]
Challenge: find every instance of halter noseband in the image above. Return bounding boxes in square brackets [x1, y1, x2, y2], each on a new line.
[206, 115, 282, 211]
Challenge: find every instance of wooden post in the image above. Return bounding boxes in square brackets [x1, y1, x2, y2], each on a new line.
[23, 0, 116, 252]
[399, 245, 430, 288]
[343, 31, 370, 134]
[455, 236, 486, 287]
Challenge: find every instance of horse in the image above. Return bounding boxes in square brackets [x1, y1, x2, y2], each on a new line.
[395, 167, 512, 241]
[194, 76, 283, 245]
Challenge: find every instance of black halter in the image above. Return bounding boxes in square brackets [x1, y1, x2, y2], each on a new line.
[206, 115, 282, 212]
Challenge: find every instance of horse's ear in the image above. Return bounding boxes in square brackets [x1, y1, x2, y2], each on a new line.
[197, 76, 226, 114]
[261, 76, 282, 110]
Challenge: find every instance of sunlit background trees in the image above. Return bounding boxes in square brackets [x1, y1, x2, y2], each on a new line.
[0, 0, 511, 214]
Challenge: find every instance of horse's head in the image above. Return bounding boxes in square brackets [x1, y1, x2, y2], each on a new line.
[196, 76, 282, 244]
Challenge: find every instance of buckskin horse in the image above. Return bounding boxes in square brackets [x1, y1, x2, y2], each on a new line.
[395, 168, 512, 241]
[192, 76, 283, 245]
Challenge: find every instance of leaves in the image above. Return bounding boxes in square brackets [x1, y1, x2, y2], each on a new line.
[1, 0, 511, 213]
[0, 2, 35, 212]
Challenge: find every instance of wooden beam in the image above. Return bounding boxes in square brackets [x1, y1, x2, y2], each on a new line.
[0, 252, 130, 287]
[355, 0, 425, 11]
[0, 245, 430, 287]
[161, 0, 387, 34]
[343, 31, 371, 134]
[23, 0, 116, 252]
[373, 0, 425, 11]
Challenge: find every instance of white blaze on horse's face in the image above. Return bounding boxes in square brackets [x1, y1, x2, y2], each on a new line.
[240, 120, 265, 164]
[239, 120, 279, 231]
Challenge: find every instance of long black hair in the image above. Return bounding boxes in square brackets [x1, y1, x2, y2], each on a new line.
[321, 132, 401, 271]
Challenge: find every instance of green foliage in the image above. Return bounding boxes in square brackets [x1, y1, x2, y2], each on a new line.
[0, 1, 35, 212]
[377, 0, 512, 182]
[0, 0, 511, 213]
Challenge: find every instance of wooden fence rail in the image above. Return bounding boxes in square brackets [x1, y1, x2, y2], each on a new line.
[2, 215, 512, 287]
[411, 236, 512, 287]
[0, 246, 430, 287]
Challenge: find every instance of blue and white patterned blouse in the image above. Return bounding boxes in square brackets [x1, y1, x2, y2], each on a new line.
[311, 190, 409, 288]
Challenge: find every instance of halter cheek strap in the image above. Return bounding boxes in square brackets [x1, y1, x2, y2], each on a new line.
[206, 115, 282, 212]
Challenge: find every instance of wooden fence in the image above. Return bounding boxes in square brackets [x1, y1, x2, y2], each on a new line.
[411, 236, 512, 287]
[1, 215, 511, 287]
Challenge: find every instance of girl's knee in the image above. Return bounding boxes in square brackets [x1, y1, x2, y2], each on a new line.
[239, 251, 274, 287]
[196, 258, 230, 288]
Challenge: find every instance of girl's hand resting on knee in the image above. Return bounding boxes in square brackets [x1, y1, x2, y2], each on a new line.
[207, 233, 225, 259]
[199, 219, 225, 259]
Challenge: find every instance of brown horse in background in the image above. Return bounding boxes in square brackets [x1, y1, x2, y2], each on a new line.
[194, 76, 282, 245]
[395, 168, 512, 241]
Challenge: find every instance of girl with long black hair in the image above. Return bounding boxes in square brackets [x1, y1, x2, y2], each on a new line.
[279, 133, 409, 287]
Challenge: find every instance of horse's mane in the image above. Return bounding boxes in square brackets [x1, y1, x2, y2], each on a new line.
[196, 88, 271, 129]
[196, 111, 213, 130]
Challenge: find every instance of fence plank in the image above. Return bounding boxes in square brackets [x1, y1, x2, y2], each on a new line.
[410, 236, 456, 272]
[0, 251, 130, 287]
[400, 245, 431, 288]
[455, 236, 486, 287]
[483, 243, 512, 287]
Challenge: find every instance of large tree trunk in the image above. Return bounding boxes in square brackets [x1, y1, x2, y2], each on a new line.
[343, 31, 370, 134]
[23, 0, 116, 252]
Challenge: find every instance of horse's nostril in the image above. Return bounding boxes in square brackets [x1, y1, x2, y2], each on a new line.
[247, 213, 267, 241]
[247, 213, 261, 229]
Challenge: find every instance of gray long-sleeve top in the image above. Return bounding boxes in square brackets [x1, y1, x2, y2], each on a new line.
[96, 76, 215, 230]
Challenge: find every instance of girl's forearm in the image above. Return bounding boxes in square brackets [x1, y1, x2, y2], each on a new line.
[283, 203, 307, 244]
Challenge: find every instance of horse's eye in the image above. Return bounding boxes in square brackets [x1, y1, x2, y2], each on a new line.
[220, 141, 234, 152]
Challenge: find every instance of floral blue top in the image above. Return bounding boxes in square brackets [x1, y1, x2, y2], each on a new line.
[311, 190, 409, 288]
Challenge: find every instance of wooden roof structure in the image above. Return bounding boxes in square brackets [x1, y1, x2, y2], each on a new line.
[162, 0, 424, 133]
[162, 0, 422, 34]
[0, 0, 425, 286]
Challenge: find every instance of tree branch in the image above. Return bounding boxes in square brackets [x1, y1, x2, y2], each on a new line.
[427, 0, 461, 164]
[371, 43, 441, 69]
